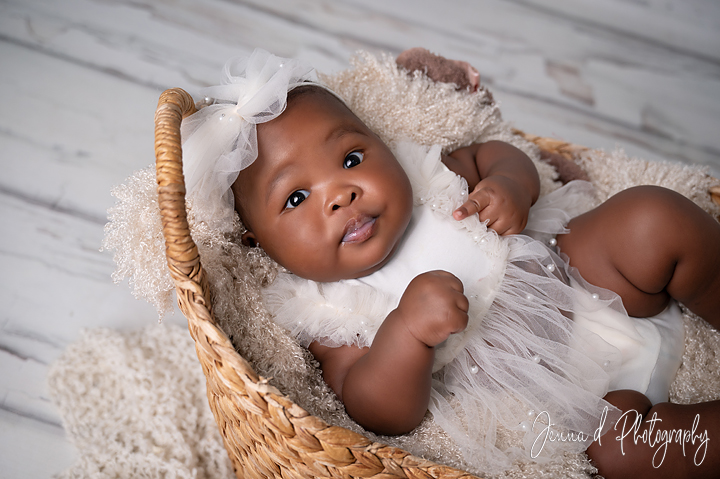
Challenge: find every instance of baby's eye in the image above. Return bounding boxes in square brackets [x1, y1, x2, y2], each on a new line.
[343, 151, 364, 169]
[285, 189, 309, 209]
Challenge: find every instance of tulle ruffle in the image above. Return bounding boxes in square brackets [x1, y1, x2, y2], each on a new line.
[428, 234, 625, 472]
[263, 273, 394, 349]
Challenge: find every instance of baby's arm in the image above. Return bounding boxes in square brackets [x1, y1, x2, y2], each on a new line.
[443, 141, 540, 235]
[309, 271, 469, 435]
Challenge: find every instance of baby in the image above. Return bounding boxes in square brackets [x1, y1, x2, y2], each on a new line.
[183, 49, 720, 478]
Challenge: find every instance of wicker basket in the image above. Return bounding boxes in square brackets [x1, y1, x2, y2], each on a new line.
[154, 87, 720, 479]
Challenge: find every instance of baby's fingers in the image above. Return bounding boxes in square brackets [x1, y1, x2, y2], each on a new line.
[453, 190, 491, 220]
[454, 290, 470, 315]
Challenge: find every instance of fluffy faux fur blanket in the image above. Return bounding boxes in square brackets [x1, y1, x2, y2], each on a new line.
[52, 52, 720, 478]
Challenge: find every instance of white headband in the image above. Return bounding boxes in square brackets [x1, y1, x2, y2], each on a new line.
[180, 48, 321, 232]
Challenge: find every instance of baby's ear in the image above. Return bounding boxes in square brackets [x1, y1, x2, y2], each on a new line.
[241, 230, 258, 247]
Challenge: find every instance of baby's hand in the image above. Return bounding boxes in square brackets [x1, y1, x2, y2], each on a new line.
[396, 271, 469, 347]
[453, 175, 532, 235]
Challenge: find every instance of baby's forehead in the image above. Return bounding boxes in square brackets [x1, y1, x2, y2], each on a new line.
[240, 90, 352, 172]
[285, 85, 359, 123]
[254, 89, 365, 153]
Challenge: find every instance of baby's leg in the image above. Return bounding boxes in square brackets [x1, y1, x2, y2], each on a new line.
[557, 186, 720, 326]
[587, 390, 720, 478]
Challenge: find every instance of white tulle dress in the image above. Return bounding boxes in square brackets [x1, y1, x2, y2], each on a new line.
[263, 140, 685, 473]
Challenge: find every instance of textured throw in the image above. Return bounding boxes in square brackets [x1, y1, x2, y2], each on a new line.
[48, 325, 235, 479]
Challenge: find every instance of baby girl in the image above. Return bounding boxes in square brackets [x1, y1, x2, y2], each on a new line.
[181, 49, 720, 477]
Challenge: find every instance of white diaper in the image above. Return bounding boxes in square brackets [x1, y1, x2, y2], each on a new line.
[572, 280, 685, 404]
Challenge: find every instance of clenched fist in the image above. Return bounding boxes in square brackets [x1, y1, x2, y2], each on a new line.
[396, 271, 469, 347]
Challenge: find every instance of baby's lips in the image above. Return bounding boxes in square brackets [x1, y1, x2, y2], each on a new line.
[342, 215, 376, 243]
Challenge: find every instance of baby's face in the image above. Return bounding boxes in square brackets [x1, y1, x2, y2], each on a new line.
[234, 90, 413, 282]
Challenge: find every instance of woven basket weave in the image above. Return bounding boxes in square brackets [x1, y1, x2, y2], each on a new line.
[154, 87, 720, 479]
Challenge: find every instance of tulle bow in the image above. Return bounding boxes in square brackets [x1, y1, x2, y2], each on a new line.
[180, 49, 316, 232]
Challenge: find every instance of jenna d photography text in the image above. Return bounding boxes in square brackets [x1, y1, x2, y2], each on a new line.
[530, 408, 710, 468]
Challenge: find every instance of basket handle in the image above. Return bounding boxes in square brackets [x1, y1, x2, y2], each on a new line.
[153, 88, 214, 319]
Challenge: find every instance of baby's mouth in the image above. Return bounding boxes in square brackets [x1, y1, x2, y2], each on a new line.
[342, 215, 377, 244]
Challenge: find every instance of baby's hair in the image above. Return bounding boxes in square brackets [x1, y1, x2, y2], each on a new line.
[287, 83, 341, 105]
[287, 84, 322, 103]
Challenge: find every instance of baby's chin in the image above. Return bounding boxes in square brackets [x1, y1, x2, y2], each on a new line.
[288, 263, 380, 283]
[285, 247, 396, 283]
[343, 243, 404, 281]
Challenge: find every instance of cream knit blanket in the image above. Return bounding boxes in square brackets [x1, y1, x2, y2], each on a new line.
[48, 326, 234, 479]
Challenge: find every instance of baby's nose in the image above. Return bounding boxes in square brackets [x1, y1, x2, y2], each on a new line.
[332, 191, 357, 211]
[329, 187, 358, 212]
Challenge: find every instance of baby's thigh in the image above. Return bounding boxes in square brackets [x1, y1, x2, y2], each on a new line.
[556, 186, 683, 317]
[585, 390, 653, 478]
[588, 390, 720, 478]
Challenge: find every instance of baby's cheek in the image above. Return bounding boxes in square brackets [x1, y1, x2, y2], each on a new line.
[283, 236, 340, 281]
